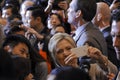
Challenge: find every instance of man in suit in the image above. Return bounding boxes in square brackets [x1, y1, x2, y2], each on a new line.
[67, 0, 107, 55]
[110, 8, 120, 80]
[92, 2, 118, 67]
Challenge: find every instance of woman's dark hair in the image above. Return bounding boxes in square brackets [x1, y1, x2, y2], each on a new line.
[2, 0, 20, 10]
[12, 56, 31, 80]
[49, 13, 63, 24]
[2, 4, 19, 15]
[7, 14, 22, 22]
[2, 35, 31, 50]
[0, 48, 16, 79]
[49, 13, 71, 34]
[7, 25, 26, 35]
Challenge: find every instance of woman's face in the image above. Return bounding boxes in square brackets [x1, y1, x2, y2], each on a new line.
[50, 14, 61, 28]
[55, 39, 77, 66]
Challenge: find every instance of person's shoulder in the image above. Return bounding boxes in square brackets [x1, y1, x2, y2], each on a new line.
[50, 67, 72, 75]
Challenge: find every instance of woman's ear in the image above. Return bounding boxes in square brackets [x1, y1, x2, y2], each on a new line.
[4, 45, 12, 52]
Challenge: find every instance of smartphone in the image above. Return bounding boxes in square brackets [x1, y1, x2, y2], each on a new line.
[71, 45, 88, 57]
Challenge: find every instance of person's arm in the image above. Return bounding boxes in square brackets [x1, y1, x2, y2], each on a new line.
[25, 27, 44, 40]
[88, 47, 118, 74]
[44, 0, 54, 14]
[109, 0, 120, 11]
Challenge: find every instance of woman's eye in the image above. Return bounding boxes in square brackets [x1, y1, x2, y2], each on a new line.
[66, 47, 72, 51]
[56, 49, 63, 54]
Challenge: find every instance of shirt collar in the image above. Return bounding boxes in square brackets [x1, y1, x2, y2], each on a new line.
[100, 26, 109, 32]
[75, 22, 89, 37]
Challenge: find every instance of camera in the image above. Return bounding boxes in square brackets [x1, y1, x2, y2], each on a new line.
[79, 56, 91, 73]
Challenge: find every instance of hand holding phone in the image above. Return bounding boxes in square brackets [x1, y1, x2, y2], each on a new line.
[71, 45, 88, 57]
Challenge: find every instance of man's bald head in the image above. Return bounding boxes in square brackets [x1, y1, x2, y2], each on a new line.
[92, 2, 111, 27]
[97, 2, 111, 22]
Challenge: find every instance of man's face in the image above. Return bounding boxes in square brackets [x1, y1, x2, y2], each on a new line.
[2, 8, 12, 19]
[111, 20, 120, 60]
[11, 43, 29, 58]
[67, 0, 77, 25]
[25, 10, 36, 28]
[20, 1, 34, 24]
[20, 4, 26, 22]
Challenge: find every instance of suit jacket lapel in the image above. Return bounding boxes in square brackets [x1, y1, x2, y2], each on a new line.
[75, 22, 93, 43]
[75, 27, 86, 42]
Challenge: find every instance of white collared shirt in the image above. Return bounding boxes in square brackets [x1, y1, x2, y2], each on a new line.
[116, 71, 120, 80]
[73, 22, 89, 41]
[100, 26, 110, 32]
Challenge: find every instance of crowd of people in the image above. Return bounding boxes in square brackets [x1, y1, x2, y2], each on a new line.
[0, 0, 120, 80]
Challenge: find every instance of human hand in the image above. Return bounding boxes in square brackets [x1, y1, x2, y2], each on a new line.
[107, 73, 115, 80]
[88, 46, 108, 66]
[88, 46, 103, 60]
[58, 1, 68, 10]
[26, 27, 37, 34]
[64, 53, 78, 67]
[110, 0, 120, 11]
[25, 27, 44, 40]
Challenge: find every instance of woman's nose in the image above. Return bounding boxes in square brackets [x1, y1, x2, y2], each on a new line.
[63, 50, 70, 56]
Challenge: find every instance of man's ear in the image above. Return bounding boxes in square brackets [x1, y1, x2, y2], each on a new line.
[97, 13, 102, 21]
[75, 10, 82, 18]
[4, 45, 12, 52]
